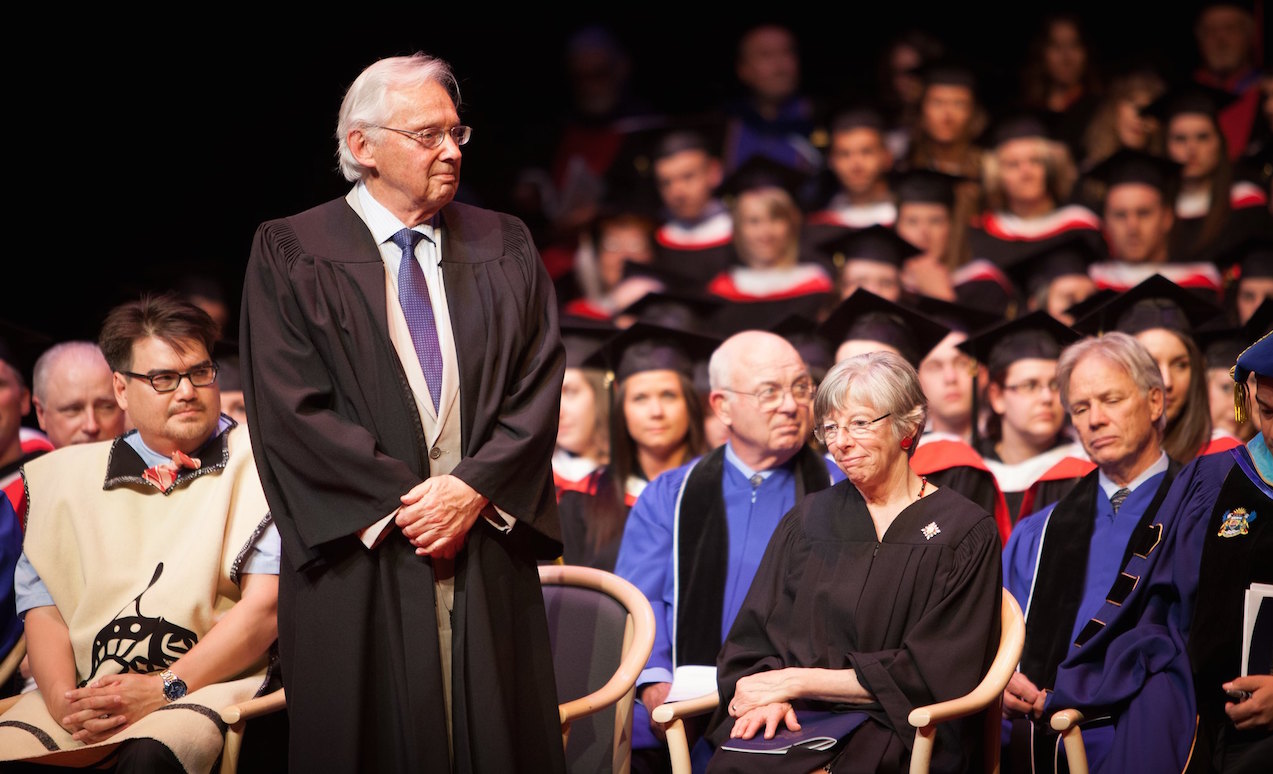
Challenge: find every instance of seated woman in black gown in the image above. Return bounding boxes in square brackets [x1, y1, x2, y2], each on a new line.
[706, 350, 1003, 773]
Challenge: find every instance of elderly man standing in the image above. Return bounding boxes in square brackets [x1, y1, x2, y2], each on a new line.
[614, 329, 841, 773]
[0, 294, 279, 773]
[32, 341, 128, 449]
[1001, 331, 1182, 773]
[240, 52, 565, 772]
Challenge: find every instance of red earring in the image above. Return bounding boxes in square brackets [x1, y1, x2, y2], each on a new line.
[901, 436, 913, 450]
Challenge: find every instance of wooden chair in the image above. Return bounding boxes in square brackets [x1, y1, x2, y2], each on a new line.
[1048, 709, 1091, 774]
[652, 587, 1026, 774]
[0, 634, 25, 694]
[907, 589, 1025, 774]
[541, 563, 657, 774]
[218, 685, 286, 774]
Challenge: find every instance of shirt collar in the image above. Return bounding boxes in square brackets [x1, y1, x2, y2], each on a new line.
[1097, 451, 1169, 497]
[723, 441, 774, 482]
[356, 181, 441, 264]
[125, 414, 233, 468]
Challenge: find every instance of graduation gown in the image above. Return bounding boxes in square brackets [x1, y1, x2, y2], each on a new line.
[1183, 444, 1273, 773]
[709, 483, 1002, 774]
[966, 204, 1103, 270]
[240, 195, 566, 773]
[556, 466, 639, 573]
[1032, 458, 1200, 774]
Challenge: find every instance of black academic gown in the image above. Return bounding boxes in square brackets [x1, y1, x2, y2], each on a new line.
[708, 483, 1002, 774]
[241, 196, 566, 773]
[556, 467, 631, 573]
[1186, 448, 1273, 773]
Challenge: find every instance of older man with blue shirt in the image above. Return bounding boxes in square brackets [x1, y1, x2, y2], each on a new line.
[613, 329, 842, 773]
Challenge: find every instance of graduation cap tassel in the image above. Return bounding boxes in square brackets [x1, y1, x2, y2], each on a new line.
[1234, 379, 1249, 425]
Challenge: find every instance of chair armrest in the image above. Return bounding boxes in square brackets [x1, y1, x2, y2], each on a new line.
[1050, 708, 1090, 774]
[0, 692, 21, 715]
[651, 690, 720, 725]
[1049, 708, 1085, 732]
[908, 592, 1026, 729]
[0, 635, 26, 687]
[220, 688, 286, 725]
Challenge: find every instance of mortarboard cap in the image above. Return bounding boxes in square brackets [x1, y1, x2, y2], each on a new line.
[1063, 287, 1118, 323]
[585, 321, 721, 385]
[891, 168, 967, 209]
[767, 309, 835, 382]
[716, 154, 812, 203]
[908, 294, 1004, 335]
[1004, 233, 1108, 298]
[618, 287, 725, 335]
[828, 103, 888, 135]
[1197, 297, 1273, 372]
[1071, 273, 1222, 337]
[1141, 82, 1240, 125]
[957, 310, 1082, 374]
[919, 60, 980, 95]
[560, 315, 620, 369]
[1231, 315, 1273, 387]
[817, 224, 924, 268]
[649, 124, 720, 163]
[708, 294, 836, 339]
[1232, 330, 1273, 421]
[1215, 233, 1273, 279]
[986, 112, 1054, 149]
[817, 288, 951, 367]
[1084, 148, 1182, 195]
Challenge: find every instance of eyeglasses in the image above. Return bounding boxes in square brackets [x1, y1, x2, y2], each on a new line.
[720, 379, 815, 411]
[370, 124, 472, 149]
[814, 413, 892, 445]
[1003, 379, 1061, 396]
[120, 364, 219, 393]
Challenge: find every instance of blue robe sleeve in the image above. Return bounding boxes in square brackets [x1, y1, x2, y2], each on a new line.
[0, 493, 21, 656]
[1002, 503, 1052, 614]
[613, 465, 689, 688]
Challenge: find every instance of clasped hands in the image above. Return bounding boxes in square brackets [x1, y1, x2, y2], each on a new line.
[396, 474, 488, 559]
[1001, 672, 1049, 720]
[726, 668, 802, 741]
[57, 672, 166, 744]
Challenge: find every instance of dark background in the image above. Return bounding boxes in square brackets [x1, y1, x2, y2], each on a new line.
[9, 6, 1222, 351]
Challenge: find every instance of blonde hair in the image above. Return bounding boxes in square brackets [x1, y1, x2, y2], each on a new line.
[980, 136, 1078, 213]
[729, 187, 803, 269]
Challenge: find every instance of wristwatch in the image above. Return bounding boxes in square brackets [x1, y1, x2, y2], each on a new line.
[160, 669, 188, 702]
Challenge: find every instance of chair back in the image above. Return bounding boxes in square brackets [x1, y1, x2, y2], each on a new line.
[541, 564, 655, 774]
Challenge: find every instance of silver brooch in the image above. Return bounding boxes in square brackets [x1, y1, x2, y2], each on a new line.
[921, 521, 941, 540]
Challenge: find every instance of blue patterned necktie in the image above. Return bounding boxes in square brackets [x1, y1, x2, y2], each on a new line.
[1110, 487, 1131, 514]
[392, 228, 443, 413]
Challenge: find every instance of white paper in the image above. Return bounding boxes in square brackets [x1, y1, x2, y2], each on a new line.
[1242, 582, 1273, 676]
[665, 665, 718, 703]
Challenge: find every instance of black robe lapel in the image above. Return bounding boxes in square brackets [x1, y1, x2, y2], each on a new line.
[675, 444, 830, 665]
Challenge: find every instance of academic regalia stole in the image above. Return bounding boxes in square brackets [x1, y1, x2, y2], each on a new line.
[1016, 460, 1180, 774]
[674, 444, 830, 666]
